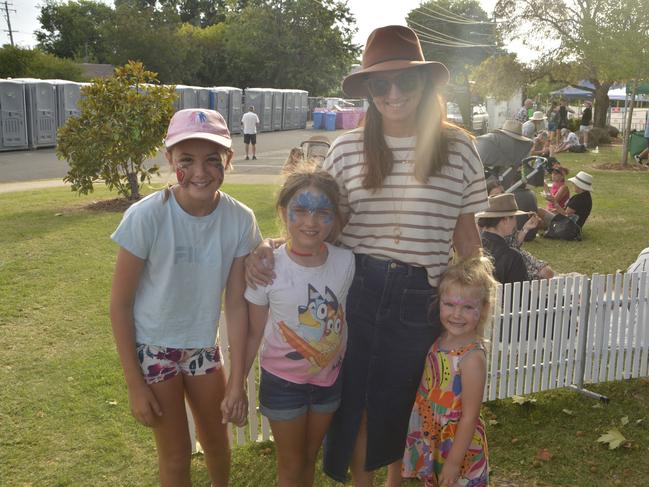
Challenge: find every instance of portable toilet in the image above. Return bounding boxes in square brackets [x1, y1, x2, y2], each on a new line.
[0, 80, 29, 151]
[271, 89, 283, 131]
[196, 88, 210, 109]
[17, 79, 58, 149]
[244, 88, 273, 132]
[174, 85, 199, 110]
[282, 90, 295, 130]
[297, 90, 309, 129]
[293, 90, 302, 129]
[48, 80, 82, 127]
[209, 88, 230, 127]
[225, 87, 243, 134]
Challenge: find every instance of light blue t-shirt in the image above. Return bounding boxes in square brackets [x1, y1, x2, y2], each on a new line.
[111, 190, 262, 348]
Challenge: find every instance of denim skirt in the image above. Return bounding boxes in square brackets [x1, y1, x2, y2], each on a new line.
[323, 254, 441, 482]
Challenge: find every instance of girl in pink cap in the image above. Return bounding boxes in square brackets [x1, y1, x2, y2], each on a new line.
[110, 109, 261, 486]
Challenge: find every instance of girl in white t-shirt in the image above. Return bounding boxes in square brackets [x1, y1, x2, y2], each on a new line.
[110, 109, 260, 486]
[239, 169, 355, 487]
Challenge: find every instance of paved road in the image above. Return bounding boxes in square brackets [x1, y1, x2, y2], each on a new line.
[0, 127, 349, 193]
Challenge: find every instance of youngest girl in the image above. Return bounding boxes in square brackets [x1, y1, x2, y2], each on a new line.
[235, 168, 355, 486]
[282, 146, 305, 174]
[402, 256, 497, 487]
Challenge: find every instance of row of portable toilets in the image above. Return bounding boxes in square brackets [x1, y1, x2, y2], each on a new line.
[0, 79, 309, 152]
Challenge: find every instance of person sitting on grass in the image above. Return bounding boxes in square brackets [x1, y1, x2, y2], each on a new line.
[554, 128, 586, 153]
[530, 130, 551, 157]
[477, 193, 530, 285]
[486, 180, 554, 280]
[543, 165, 570, 211]
[538, 170, 593, 230]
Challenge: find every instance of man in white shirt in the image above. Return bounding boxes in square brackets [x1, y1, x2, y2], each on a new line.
[241, 106, 260, 160]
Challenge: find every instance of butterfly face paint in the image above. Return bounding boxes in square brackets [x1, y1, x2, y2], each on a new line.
[439, 285, 484, 339]
[288, 190, 335, 224]
[176, 168, 187, 186]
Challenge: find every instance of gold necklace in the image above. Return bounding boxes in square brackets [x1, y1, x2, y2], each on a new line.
[390, 151, 414, 244]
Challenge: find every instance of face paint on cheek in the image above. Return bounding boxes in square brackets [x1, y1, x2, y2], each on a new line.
[176, 168, 186, 185]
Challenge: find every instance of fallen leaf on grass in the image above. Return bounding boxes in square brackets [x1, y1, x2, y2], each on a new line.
[636, 418, 644, 425]
[535, 448, 553, 462]
[488, 419, 499, 426]
[576, 431, 586, 437]
[511, 395, 537, 405]
[620, 416, 629, 426]
[562, 408, 575, 416]
[597, 428, 626, 450]
[106, 400, 118, 406]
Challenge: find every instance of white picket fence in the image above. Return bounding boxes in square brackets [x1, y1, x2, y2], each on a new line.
[188, 271, 649, 449]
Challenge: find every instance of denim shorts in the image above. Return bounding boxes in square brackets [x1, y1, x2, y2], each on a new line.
[136, 343, 222, 385]
[259, 368, 343, 421]
[323, 254, 441, 481]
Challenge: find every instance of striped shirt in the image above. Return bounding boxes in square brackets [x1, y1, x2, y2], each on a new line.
[322, 127, 487, 287]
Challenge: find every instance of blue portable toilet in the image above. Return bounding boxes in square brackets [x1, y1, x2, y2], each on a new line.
[0, 80, 29, 151]
[325, 111, 337, 131]
[312, 111, 324, 129]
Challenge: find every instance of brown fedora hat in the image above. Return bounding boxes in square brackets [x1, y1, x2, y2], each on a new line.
[342, 25, 450, 98]
[475, 193, 531, 218]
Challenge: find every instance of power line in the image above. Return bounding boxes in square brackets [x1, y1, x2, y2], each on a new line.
[418, 3, 496, 25]
[408, 20, 496, 48]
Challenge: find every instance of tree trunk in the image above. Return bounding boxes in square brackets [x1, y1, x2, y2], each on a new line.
[592, 83, 612, 128]
[127, 172, 140, 200]
[621, 80, 638, 166]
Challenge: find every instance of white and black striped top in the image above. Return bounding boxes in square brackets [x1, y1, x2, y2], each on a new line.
[322, 127, 488, 287]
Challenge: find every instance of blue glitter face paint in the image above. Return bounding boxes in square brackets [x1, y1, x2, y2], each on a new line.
[288, 190, 334, 224]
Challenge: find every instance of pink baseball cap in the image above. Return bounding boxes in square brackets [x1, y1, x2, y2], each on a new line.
[165, 109, 231, 149]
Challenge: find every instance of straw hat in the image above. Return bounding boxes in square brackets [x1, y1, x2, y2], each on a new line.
[568, 171, 594, 191]
[530, 111, 546, 121]
[495, 120, 531, 142]
[342, 25, 450, 98]
[475, 194, 530, 218]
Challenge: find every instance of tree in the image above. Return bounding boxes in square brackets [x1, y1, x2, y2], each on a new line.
[220, 0, 359, 94]
[0, 45, 85, 80]
[36, 0, 115, 62]
[406, 0, 497, 125]
[57, 61, 176, 200]
[470, 54, 527, 101]
[495, 0, 649, 128]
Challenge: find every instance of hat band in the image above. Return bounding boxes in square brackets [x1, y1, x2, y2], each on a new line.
[480, 209, 521, 216]
[574, 175, 591, 187]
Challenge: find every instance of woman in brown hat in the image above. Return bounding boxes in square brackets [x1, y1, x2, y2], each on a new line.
[245, 25, 488, 486]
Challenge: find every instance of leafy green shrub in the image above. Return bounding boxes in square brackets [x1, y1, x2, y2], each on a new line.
[588, 127, 611, 147]
[0, 45, 85, 80]
[57, 61, 176, 199]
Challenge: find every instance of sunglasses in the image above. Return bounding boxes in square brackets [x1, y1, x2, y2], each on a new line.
[366, 70, 422, 97]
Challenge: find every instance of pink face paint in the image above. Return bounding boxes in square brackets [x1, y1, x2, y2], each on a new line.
[176, 168, 187, 186]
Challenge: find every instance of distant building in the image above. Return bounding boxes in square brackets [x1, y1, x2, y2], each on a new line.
[79, 63, 114, 79]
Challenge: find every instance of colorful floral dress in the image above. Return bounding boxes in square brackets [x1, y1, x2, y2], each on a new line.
[402, 339, 489, 487]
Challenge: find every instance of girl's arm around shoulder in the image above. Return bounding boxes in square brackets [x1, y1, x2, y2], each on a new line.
[109, 247, 162, 427]
[221, 255, 249, 426]
[438, 348, 487, 486]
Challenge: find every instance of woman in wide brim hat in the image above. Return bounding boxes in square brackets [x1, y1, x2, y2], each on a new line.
[244, 24, 489, 486]
[319, 25, 489, 485]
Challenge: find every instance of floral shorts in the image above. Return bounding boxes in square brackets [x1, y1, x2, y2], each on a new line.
[136, 343, 222, 385]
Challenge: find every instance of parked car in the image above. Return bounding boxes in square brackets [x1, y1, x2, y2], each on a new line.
[446, 102, 489, 134]
[472, 104, 489, 134]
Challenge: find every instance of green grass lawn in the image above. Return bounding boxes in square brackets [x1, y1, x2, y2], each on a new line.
[1, 146, 648, 486]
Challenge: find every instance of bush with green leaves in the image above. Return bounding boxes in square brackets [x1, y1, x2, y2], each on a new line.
[57, 61, 176, 200]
